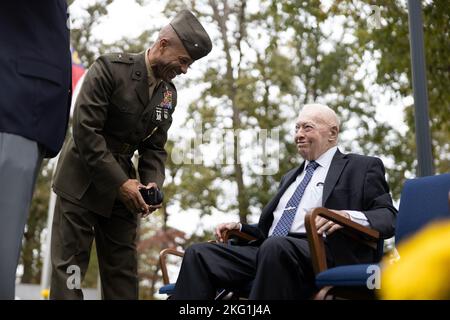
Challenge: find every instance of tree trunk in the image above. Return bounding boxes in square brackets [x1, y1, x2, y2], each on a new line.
[20, 233, 35, 283]
[210, 0, 250, 223]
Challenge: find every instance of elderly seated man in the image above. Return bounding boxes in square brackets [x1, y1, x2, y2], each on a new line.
[173, 104, 397, 300]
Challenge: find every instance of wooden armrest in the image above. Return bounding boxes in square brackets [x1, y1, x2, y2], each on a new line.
[312, 208, 380, 240]
[222, 229, 257, 242]
[304, 207, 381, 274]
[159, 248, 184, 285]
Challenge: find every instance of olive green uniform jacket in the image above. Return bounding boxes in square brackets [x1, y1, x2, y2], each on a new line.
[53, 52, 177, 217]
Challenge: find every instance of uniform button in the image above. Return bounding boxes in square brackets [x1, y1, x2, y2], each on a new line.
[135, 71, 141, 76]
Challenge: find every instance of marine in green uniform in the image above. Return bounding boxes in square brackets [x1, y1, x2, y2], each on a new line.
[49, 10, 212, 300]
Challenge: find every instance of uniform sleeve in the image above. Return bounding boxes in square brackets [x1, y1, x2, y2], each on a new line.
[137, 117, 172, 188]
[72, 57, 128, 193]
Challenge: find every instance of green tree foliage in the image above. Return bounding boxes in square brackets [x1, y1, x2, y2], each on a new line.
[162, 0, 393, 226]
[69, 0, 155, 66]
[69, 0, 113, 66]
[333, 0, 449, 197]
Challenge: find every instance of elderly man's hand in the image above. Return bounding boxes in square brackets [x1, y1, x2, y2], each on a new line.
[214, 222, 241, 243]
[315, 209, 350, 235]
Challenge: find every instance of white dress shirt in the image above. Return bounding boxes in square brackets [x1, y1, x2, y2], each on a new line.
[268, 146, 369, 236]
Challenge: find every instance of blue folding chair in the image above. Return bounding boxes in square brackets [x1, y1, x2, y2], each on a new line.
[304, 173, 450, 299]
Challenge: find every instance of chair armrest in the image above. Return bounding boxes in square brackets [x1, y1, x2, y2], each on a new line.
[222, 229, 258, 243]
[304, 207, 381, 274]
[159, 248, 184, 285]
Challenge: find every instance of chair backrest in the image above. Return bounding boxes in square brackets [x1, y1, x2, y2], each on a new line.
[396, 173, 450, 244]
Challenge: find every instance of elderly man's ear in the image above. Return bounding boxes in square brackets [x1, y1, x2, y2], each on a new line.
[329, 125, 339, 142]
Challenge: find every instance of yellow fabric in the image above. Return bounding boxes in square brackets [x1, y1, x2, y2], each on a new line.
[380, 220, 450, 300]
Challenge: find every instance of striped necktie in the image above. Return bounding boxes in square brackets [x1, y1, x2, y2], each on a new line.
[271, 161, 320, 237]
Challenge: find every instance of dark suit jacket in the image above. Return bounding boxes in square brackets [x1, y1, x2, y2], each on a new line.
[241, 149, 397, 265]
[53, 52, 177, 217]
[0, 0, 71, 157]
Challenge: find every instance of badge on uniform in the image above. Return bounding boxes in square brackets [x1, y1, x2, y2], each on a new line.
[156, 107, 162, 121]
[161, 88, 173, 110]
[155, 87, 172, 122]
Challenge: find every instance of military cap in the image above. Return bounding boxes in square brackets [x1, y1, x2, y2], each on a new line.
[170, 10, 212, 61]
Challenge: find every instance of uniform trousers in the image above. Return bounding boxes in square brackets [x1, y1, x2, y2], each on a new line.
[50, 195, 139, 299]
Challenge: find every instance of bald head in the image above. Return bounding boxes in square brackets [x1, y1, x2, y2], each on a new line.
[299, 104, 340, 128]
[294, 104, 340, 160]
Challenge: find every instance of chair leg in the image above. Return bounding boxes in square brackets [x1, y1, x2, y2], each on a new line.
[313, 286, 377, 300]
[215, 289, 231, 300]
[215, 289, 248, 300]
[313, 286, 334, 300]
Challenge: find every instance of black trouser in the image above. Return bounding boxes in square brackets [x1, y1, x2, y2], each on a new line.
[50, 196, 139, 300]
[173, 235, 334, 300]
